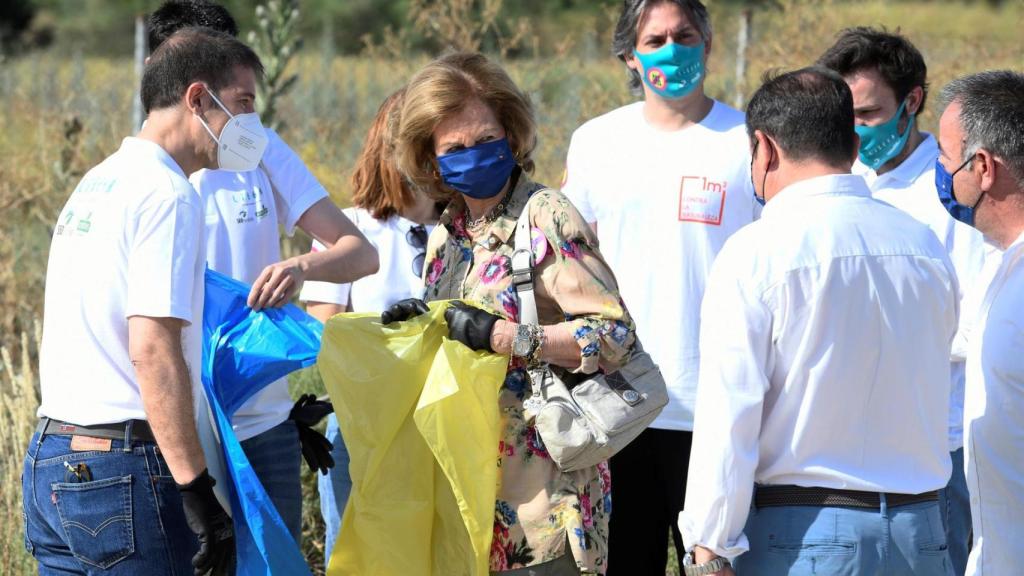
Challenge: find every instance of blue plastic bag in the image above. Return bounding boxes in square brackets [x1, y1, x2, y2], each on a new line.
[201, 268, 322, 575]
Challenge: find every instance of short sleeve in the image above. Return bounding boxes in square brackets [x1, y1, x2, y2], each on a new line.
[261, 128, 328, 235]
[560, 128, 597, 223]
[126, 193, 201, 324]
[298, 239, 352, 306]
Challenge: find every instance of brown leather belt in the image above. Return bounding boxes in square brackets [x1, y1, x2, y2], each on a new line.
[755, 485, 939, 509]
[37, 418, 156, 443]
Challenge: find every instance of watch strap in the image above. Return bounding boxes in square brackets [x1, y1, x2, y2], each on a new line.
[683, 556, 730, 576]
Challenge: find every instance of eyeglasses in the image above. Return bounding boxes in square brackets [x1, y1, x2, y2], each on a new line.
[407, 225, 428, 278]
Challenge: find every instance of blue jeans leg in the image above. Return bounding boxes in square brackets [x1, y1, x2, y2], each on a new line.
[318, 414, 352, 567]
[734, 498, 953, 575]
[240, 420, 303, 544]
[938, 448, 971, 575]
[21, 431, 197, 575]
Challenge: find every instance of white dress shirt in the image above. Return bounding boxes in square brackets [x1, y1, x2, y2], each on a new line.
[963, 231, 1024, 576]
[856, 134, 988, 451]
[678, 174, 959, 559]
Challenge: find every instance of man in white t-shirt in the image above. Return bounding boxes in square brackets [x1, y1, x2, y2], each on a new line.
[560, 1, 758, 573]
[937, 70, 1024, 576]
[147, 0, 379, 542]
[818, 29, 988, 575]
[22, 28, 259, 575]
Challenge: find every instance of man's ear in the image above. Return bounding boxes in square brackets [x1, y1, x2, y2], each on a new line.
[906, 86, 925, 116]
[975, 148, 998, 194]
[851, 132, 861, 164]
[184, 82, 206, 116]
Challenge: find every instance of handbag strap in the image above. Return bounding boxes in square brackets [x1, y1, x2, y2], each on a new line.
[511, 193, 540, 325]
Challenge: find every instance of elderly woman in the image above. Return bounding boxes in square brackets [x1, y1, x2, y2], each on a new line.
[382, 52, 636, 575]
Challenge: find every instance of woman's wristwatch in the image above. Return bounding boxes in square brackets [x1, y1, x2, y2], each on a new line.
[512, 324, 545, 364]
[682, 552, 730, 575]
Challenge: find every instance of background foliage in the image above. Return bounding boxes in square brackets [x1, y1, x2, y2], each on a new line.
[1, 0, 1022, 574]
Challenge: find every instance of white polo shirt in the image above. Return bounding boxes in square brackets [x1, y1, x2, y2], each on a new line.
[562, 100, 759, 431]
[855, 133, 988, 451]
[963, 231, 1024, 576]
[299, 207, 429, 312]
[679, 174, 958, 559]
[193, 127, 327, 441]
[38, 137, 204, 425]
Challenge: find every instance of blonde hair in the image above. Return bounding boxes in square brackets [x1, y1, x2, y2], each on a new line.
[396, 52, 537, 201]
[349, 88, 413, 220]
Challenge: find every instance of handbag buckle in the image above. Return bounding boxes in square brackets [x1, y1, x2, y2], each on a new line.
[606, 371, 644, 406]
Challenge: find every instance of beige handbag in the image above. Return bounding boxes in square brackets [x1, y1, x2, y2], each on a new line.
[511, 193, 668, 472]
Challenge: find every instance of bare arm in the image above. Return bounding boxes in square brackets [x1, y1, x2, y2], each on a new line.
[129, 315, 205, 484]
[305, 301, 348, 324]
[248, 198, 379, 310]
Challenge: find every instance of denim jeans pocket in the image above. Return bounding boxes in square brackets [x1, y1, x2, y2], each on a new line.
[52, 475, 135, 569]
[21, 508, 33, 555]
[768, 539, 858, 575]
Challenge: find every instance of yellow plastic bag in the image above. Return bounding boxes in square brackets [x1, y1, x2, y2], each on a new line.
[319, 301, 508, 576]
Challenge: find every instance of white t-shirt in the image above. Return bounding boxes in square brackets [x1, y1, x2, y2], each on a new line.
[38, 137, 205, 425]
[192, 127, 327, 441]
[855, 133, 989, 451]
[299, 207, 429, 312]
[562, 100, 758, 431]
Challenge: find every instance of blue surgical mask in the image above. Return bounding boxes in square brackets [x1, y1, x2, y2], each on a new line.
[855, 100, 914, 171]
[633, 42, 705, 100]
[935, 155, 978, 225]
[437, 138, 517, 200]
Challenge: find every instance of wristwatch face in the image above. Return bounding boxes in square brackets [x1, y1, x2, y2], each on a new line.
[513, 325, 532, 357]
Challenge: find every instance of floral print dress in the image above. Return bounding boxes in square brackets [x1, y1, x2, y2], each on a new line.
[422, 171, 636, 574]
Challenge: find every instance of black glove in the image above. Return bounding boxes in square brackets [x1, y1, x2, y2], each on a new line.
[289, 394, 335, 475]
[381, 298, 430, 324]
[444, 301, 501, 352]
[177, 469, 234, 576]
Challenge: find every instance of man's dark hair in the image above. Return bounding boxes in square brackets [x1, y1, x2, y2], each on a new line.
[612, 0, 711, 95]
[141, 27, 262, 114]
[148, 0, 238, 52]
[817, 27, 928, 113]
[941, 71, 1024, 187]
[746, 66, 856, 167]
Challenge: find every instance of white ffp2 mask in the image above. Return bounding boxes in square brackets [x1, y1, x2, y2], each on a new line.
[195, 87, 268, 172]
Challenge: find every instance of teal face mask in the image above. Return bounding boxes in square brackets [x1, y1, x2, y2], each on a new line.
[633, 42, 705, 100]
[854, 99, 914, 171]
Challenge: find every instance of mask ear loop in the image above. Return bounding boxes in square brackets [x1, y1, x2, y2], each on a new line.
[758, 139, 774, 201]
[194, 85, 234, 146]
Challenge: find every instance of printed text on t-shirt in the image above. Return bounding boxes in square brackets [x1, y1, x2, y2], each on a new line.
[678, 176, 727, 225]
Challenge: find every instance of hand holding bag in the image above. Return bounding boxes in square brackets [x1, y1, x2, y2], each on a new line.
[511, 193, 668, 472]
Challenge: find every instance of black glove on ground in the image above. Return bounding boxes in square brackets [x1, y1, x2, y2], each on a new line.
[381, 297, 430, 324]
[289, 393, 335, 475]
[177, 469, 235, 576]
[444, 301, 501, 352]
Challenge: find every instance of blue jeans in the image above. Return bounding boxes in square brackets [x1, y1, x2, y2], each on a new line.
[734, 496, 954, 575]
[21, 430, 198, 575]
[317, 414, 352, 566]
[239, 420, 303, 543]
[939, 448, 971, 576]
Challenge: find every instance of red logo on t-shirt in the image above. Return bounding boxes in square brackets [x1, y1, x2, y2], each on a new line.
[678, 176, 727, 225]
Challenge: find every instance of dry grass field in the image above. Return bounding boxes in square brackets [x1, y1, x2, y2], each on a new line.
[1, 1, 1021, 573]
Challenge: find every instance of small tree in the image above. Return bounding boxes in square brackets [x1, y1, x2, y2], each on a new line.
[248, 0, 302, 132]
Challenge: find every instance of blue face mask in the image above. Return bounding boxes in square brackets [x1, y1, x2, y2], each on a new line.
[633, 42, 705, 100]
[855, 100, 915, 171]
[935, 155, 978, 226]
[437, 138, 517, 200]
